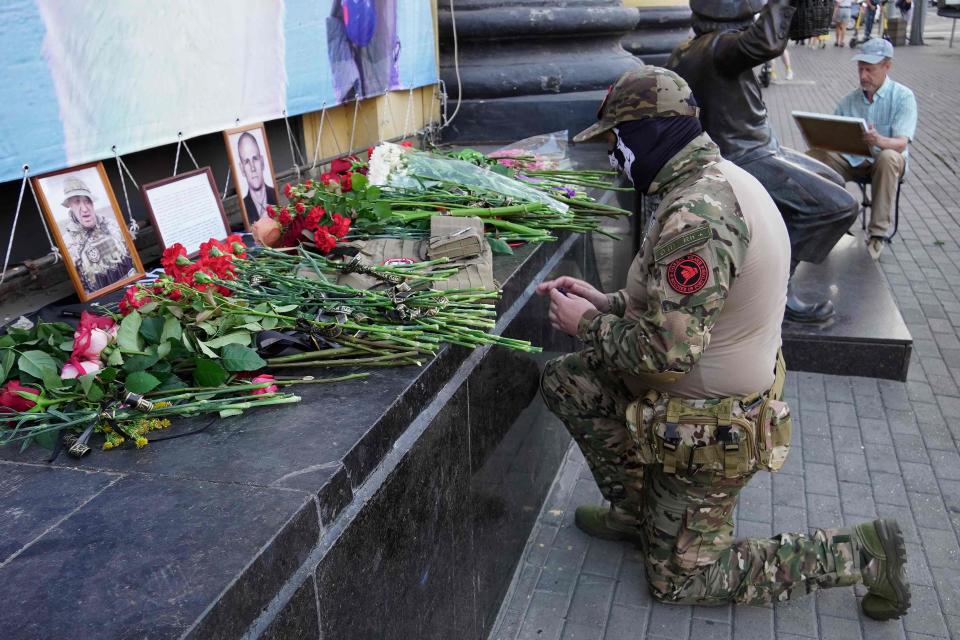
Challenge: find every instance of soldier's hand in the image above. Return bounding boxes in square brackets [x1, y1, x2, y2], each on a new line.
[537, 276, 609, 312]
[548, 289, 597, 337]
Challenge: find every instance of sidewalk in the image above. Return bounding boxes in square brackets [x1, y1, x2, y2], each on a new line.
[490, 32, 960, 640]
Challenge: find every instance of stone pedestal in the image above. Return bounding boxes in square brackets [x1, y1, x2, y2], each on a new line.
[438, 0, 642, 143]
[621, 5, 692, 66]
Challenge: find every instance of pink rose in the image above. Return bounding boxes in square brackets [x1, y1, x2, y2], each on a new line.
[251, 374, 279, 395]
[72, 312, 117, 360]
[61, 360, 103, 379]
[252, 217, 283, 247]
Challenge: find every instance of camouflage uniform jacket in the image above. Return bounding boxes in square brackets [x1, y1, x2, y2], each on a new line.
[577, 133, 751, 380]
[65, 216, 134, 293]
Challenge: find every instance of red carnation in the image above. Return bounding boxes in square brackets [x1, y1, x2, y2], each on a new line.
[283, 182, 293, 199]
[0, 380, 41, 420]
[267, 204, 277, 219]
[305, 206, 325, 230]
[340, 172, 353, 192]
[295, 202, 306, 214]
[401, 140, 414, 148]
[330, 213, 351, 238]
[313, 228, 337, 254]
[304, 179, 314, 189]
[278, 208, 293, 226]
[331, 157, 353, 174]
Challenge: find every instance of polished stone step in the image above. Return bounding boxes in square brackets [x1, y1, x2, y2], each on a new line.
[783, 232, 912, 381]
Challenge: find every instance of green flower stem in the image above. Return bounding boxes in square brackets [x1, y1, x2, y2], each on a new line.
[267, 350, 421, 368]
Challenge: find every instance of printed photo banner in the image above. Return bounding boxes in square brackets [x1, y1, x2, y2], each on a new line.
[0, 0, 438, 183]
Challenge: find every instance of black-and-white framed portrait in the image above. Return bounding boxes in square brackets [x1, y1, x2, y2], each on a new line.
[223, 123, 279, 229]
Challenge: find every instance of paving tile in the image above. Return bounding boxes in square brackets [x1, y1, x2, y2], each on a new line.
[773, 473, 806, 507]
[804, 462, 839, 497]
[602, 604, 648, 640]
[817, 614, 862, 640]
[807, 494, 845, 530]
[813, 586, 860, 620]
[918, 527, 960, 571]
[859, 616, 907, 640]
[902, 584, 949, 637]
[612, 555, 652, 610]
[870, 472, 910, 507]
[900, 462, 940, 494]
[731, 605, 773, 640]
[560, 621, 603, 640]
[566, 574, 615, 628]
[689, 618, 731, 640]
[839, 481, 877, 519]
[647, 602, 691, 640]
[829, 402, 859, 428]
[908, 492, 953, 531]
[773, 596, 817, 637]
[581, 539, 624, 579]
[517, 590, 568, 640]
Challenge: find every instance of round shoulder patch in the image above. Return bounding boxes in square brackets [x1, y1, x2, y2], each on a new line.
[666, 254, 709, 294]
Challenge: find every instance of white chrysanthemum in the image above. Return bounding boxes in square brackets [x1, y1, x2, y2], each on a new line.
[368, 142, 408, 186]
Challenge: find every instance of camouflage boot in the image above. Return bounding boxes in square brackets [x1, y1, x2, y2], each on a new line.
[575, 505, 644, 545]
[854, 519, 911, 620]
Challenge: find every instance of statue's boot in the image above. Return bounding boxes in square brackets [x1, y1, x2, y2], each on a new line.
[784, 280, 834, 323]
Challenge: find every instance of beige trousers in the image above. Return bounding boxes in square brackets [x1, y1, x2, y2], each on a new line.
[807, 149, 905, 239]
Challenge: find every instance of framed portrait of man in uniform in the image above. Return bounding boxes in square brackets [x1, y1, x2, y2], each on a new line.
[32, 162, 144, 302]
[223, 123, 279, 229]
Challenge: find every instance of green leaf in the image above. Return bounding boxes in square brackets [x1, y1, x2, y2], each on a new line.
[193, 358, 228, 387]
[58, 339, 75, 352]
[487, 237, 514, 256]
[197, 321, 218, 337]
[125, 371, 161, 394]
[78, 372, 96, 396]
[107, 349, 124, 366]
[139, 316, 165, 343]
[261, 316, 279, 331]
[33, 429, 60, 451]
[196, 339, 219, 358]
[156, 341, 172, 359]
[373, 201, 392, 220]
[0, 349, 15, 384]
[240, 323, 263, 332]
[123, 351, 161, 372]
[155, 374, 187, 392]
[86, 383, 104, 403]
[0, 336, 14, 349]
[117, 311, 143, 352]
[160, 317, 183, 344]
[99, 367, 119, 382]
[365, 186, 381, 200]
[204, 331, 251, 349]
[220, 344, 267, 372]
[219, 408, 244, 418]
[18, 350, 59, 380]
[351, 172, 368, 191]
[270, 304, 298, 314]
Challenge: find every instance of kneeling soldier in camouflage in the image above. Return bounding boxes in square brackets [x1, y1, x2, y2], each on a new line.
[537, 66, 909, 619]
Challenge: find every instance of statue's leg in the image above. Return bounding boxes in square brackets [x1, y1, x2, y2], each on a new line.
[740, 150, 859, 266]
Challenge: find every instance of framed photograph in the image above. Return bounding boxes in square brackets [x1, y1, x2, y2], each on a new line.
[32, 162, 144, 302]
[223, 123, 279, 229]
[141, 167, 231, 257]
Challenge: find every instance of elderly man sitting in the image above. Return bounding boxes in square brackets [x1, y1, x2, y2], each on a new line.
[807, 38, 917, 260]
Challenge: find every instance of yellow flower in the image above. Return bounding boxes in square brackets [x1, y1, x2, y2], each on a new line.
[135, 436, 148, 448]
[154, 401, 172, 409]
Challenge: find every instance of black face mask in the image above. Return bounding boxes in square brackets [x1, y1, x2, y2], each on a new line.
[608, 116, 703, 193]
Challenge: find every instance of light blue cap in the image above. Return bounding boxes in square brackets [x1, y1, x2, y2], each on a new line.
[852, 38, 894, 64]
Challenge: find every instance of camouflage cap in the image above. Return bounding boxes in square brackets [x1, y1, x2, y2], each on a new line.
[61, 177, 95, 208]
[573, 66, 700, 143]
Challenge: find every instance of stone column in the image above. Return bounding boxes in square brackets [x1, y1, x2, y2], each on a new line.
[437, 0, 642, 143]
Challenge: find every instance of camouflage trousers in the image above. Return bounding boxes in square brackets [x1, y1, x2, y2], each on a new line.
[541, 350, 861, 605]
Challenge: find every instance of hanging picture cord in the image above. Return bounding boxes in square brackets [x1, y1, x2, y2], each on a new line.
[283, 111, 307, 183]
[440, 0, 463, 130]
[310, 104, 328, 171]
[402, 87, 416, 140]
[348, 95, 361, 154]
[27, 178, 61, 265]
[172, 133, 199, 177]
[112, 147, 140, 238]
[1, 167, 30, 285]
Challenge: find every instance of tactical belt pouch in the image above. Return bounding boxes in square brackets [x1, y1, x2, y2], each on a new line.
[428, 216, 484, 260]
[625, 388, 791, 478]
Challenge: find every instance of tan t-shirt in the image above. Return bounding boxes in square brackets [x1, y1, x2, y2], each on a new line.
[654, 160, 790, 398]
